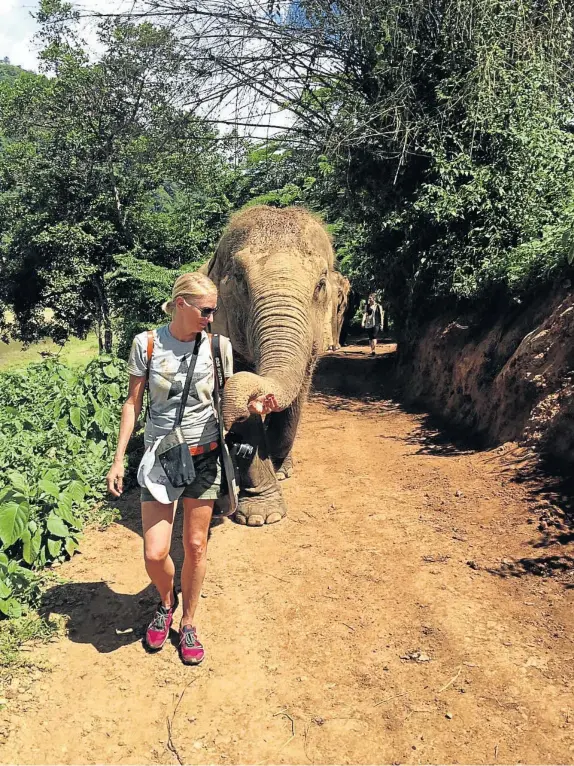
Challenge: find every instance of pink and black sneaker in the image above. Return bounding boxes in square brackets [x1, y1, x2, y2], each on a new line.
[145, 593, 179, 651]
[179, 625, 204, 665]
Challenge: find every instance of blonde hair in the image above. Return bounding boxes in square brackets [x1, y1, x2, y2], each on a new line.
[162, 272, 217, 316]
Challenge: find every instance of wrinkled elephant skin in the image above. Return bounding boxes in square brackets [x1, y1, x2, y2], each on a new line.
[205, 205, 335, 525]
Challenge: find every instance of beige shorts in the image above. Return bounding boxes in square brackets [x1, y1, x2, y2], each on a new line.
[140, 448, 223, 503]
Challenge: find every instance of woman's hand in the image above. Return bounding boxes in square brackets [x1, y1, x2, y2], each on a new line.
[106, 459, 125, 497]
[247, 393, 280, 416]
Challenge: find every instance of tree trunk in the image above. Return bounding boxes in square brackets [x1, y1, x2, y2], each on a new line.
[93, 277, 113, 354]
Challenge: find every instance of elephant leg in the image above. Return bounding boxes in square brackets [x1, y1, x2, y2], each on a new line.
[274, 453, 293, 481]
[266, 387, 306, 481]
[230, 413, 287, 526]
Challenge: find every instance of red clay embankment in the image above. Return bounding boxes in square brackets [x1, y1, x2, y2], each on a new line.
[402, 287, 574, 467]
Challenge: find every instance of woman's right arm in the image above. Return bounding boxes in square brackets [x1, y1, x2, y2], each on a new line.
[106, 374, 147, 497]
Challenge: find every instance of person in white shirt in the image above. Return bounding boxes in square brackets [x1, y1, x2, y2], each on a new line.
[106, 272, 278, 665]
[361, 293, 384, 356]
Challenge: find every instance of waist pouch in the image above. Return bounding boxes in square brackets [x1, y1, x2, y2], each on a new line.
[156, 426, 196, 488]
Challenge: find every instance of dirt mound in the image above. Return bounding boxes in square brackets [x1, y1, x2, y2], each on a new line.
[403, 288, 574, 466]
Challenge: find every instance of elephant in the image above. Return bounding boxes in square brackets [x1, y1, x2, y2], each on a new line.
[327, 271, 350, 351]
[203, 205, 335, 526]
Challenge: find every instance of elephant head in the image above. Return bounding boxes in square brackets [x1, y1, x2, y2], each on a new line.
[206, 206, 334, 428]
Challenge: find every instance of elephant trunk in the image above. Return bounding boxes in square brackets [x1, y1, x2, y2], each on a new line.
[221, 289, 314, 429]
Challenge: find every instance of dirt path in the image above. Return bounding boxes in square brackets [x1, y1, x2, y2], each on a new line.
[1, 343, 574, 765]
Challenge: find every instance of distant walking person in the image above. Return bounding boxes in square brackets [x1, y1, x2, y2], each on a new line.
[361, 294, 384, 356]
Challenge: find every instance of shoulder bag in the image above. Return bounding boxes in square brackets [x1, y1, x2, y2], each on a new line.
[211, 334, 239, 514]
[154, 332, 203, 487]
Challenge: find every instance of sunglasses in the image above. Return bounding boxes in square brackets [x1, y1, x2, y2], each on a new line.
[182, 298, 219, 317]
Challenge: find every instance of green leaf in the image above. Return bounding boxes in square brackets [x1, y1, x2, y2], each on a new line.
[38, 477, 60, 498]
[70, 407, 82, 431]
[103, 364, 119, 380]
[55, 504, 81, 530]
[64, 537, 78, 557]
[0, 502, 29, 547]
[65, 480, 85, 504]
[58, 491, 73, 515]
[6, 471, 29, 498]
[46, 538, 62, 559]
[0, 580, 12, 599]
[46, 513, 69, 538]
[43, 468, 62, 483]
[108, 383, 121, 400]
[0, 597, 22, 618]
[94, 407, 112, 431]
[58, 367, 77, 384]
[0, 487, 28, 506]
[22, 527, 42, 565]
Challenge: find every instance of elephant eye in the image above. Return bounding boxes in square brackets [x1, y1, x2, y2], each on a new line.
[314, 278, 327, 297]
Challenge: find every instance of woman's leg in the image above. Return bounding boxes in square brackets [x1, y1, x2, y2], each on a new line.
[180, 498, 214, 626]
[141, 500, 177, 607]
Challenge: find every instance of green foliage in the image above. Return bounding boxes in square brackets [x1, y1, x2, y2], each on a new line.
[169, 0, 574, 330]
[0, 61, 29, 86]
[0, 7, 232, 350]
[0, 356, 126, 615]
[107, 252, 180, 356]
[297, 0, 574, 325]
[0, 613, 57, 673]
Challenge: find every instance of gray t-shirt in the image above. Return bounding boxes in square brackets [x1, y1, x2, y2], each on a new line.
[364, 304, 382, 328]
[127, 326, 233, 447]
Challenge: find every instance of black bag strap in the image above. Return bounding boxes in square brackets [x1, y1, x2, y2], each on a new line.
[211, 332, 226, 390]
[211, 334, 238, 513]
[175, 332, 203, 427]
[211, 333, 226, 422]
[143, 330, 154, 422]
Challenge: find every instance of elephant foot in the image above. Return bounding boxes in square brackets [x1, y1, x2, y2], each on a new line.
[273, 454, 294, 481]
[234, 492, 287, 526]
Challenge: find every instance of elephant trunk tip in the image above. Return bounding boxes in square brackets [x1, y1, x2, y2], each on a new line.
[221, 370, 294, 429]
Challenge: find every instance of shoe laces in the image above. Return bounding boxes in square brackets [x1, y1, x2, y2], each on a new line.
[151, 605, 170, 631]
[182, 626, 199, 648]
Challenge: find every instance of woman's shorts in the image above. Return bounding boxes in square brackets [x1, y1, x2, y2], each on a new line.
[367, 325, 379, 340]
[140, 448, 223, 503]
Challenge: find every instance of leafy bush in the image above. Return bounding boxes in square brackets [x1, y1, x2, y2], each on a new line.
[0, 356, 126, 616]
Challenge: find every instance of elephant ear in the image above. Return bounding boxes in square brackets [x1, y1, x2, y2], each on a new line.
[202, 251, 222, 284]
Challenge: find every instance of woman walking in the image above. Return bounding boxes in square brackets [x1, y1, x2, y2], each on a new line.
[361, 293, 384, 356]
[107, 273, 277, 665]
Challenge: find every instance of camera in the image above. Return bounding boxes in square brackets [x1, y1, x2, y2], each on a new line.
[225, 433, 254, 461]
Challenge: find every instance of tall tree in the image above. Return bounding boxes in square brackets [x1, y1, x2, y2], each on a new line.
[0, 1, 230, 351]
[116, 0, 574, 331]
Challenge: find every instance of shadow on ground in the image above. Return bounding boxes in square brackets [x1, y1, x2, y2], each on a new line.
[316, 338, 574, 586]
[314, 340, 485, 458]
[45, 335, 574, 643]
[486, 466, 574, 586]
[40, 492, 226, 653]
